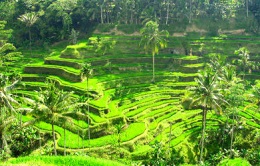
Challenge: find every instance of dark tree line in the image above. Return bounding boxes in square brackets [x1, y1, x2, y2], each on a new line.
[0, 0, 260, 46]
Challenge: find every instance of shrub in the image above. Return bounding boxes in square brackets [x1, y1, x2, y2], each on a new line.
[60, 46, 81, 59]
[217, 158, 251, 166]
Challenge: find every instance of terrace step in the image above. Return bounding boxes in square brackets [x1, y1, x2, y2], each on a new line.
[120, 95, 174, 112]
[89, 56, 201, 66]
[138, 104, 180, 121]
[44, 58, 82, 69]
[125, 98, 178, 118]
[157, 81, 197, 89]
[21, 74, 46, 82]
[24, 65, 81, 82]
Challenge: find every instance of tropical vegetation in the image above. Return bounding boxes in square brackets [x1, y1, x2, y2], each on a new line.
[0, 1, 260, 166]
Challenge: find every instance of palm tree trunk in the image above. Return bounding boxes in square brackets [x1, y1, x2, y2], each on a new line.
[166, 0, 170, 25]
[64, 127, 66, 156]
[169, 122, 172, 149]
[246, 0, 248, 18]
[243, 67, 246, 80]
[199, 107, 207, 164]
[52, 122, 57, 156]
[189, 0, 192, 23]
[39, 132, 41, 150]
[87, 78, 91, 146]
[82, 130, 84, 149]
[29, 27, 32, 56]
[101, 5, 104, 24]
[78, 120, 80, 148]
[152, 54, 155, 82]
[230, 109, 235, 157]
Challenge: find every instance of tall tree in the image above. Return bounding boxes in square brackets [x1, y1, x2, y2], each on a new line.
[234, 47, 252, 80]
[59, 116, 73, 156]
[47, 0, 77, 38]
[76, 95, 88, 148]
[140, 21, 169, 82]
[225, 83, 245, 157]
[80, 63, 93, 145]
[18, 12, 38, 56]
[0, 21, 22, 70]
[0, 74, 20, 159]
[27, 81, 75, 155]
[250, 81, 260, 112]
[189, 65, 225, 164]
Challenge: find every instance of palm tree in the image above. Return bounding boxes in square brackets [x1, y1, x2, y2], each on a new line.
[76, 95, 88, 148]
[95, 37, 116, 56]
[140, 21, 169, 82]
[27, 81, 75, 155]
[18, 12, 38, 56]
[252, 84, 260, 112]
[59, 116, 73, 156]
[0, 110, 16, 159]
[224, 83, 245, 157]
[189, 65, 225, 164]
[234, 47, 251, 80]
[220, 64, 238, 86]
[0, 74, 20, 115]
[0, 74, 20, 158]
[80, 63, 93, 145]
[245, 82, 260, 114]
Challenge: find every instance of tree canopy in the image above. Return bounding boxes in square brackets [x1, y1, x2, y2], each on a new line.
[0, 0, 260, 45]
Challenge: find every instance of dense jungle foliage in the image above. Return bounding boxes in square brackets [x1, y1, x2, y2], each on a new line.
[0, 0, 260, 46]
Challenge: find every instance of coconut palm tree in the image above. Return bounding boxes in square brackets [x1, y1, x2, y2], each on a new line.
[76, 95, 88, 148]
[59, 116, 73, 156]
[80, 63, 93, 145]
[225, 83, 245, 157]
[27, 81, 75, 155]
[0, 74, 20, 114]
[252, 81, 260, 112]
[234, 47, 252, 80]
[18, 12, 38, 56]
[140, 21, 169, 83]
[0, 110, 16, 159]
[0, 74, 20, 158]
[189, 65, 225, 164]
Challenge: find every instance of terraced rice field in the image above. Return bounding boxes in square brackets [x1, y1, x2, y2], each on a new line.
[15, 35, 260, 160]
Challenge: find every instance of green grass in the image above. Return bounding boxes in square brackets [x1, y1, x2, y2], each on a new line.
[2, 156, 126, 166]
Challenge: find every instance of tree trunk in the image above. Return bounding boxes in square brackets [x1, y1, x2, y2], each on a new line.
[106, 9, 109, 24]
[101, 5, 104, 24]
[246, 0, 248, 18]
[189, 0, 192, 23]
[125, 3, 128, 24]
[82, 130, 84, 149]
[87, 78, 91, 146]
[152, 54, 155, 82]
[199, 107, 207, 164]
[64, 127, 66, 156]
[166, 0, 170, 25]
[52, 122, 57, 155]
[78, 120, 80, 148]
[168, 123, 175, 166]
[243, 67, 246, 80]
[29, 27, 32, 56]
[39, 132, 41, 151]
[230, 109, 235, 157]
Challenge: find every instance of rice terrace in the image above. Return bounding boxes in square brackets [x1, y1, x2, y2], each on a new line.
[0, 0, 260, 166]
